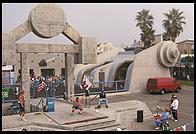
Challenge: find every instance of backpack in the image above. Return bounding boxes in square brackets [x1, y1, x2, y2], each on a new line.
[161, 122, 170, 131]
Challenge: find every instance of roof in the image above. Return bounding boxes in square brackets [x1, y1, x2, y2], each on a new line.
[177, 39, 194, 44]
[148, 77, 175, 80]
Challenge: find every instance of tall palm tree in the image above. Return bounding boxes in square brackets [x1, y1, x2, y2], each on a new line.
[136, 9, 155, 48]
[162, 8, 186, 42]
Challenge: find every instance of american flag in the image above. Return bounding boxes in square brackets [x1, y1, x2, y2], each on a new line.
[82, 75, 92, 90]
[37, 81, 47, 92]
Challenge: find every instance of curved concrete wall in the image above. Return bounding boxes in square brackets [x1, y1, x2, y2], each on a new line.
[75, 63, 106, 84]
[107, 60, 131, 82]
[124, 63, 133, 91]
[75, 47, 125, 84]
[89, 62, 114, 83]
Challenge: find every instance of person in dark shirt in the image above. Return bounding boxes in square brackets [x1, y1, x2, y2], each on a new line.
[80, 81, 90, 107]
[97, 90, 108, 108]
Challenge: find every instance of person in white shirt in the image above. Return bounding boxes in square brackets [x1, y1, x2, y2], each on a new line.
[170, 95, 179, 122]
[187, 75, 190, 81]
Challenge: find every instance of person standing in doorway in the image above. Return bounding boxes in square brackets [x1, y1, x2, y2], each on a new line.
[19, 90, 27, 121]
[170, 95, 179, 122]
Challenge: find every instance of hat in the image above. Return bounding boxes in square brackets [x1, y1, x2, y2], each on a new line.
[172, 95, 177, 98]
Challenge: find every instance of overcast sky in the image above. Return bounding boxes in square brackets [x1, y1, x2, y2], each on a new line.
[2, 3, 194, 47]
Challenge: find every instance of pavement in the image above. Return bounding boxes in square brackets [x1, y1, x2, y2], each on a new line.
[2, 86, 194, 131]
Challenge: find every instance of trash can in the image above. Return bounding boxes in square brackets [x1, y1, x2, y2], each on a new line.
[63, 92, 67, 101]
[137, 110, 143, 122]
[46, 97, 55, 112]
[86, 97, 90, 108]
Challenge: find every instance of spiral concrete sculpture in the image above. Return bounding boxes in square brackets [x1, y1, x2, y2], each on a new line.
[157, 41, 180, 67]
[125, 41, 180, 93]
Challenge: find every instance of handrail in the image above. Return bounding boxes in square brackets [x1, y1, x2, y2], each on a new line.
[77, 80, 126, 86]
[36, 98, 44, 112]
[2, 99, 19, 103]
[74, 89, 126, 96]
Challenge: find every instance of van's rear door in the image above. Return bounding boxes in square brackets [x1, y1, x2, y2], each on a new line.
[147, 79, 157, 91]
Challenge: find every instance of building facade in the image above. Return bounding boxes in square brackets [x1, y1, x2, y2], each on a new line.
[177, 39, 194, 54]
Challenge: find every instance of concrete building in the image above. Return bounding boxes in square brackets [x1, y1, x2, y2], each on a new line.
[97, 42, 113, 55]
[152, 34, 163, 45]
[177, 39, 194, 54]
[125, 34, 163, 51]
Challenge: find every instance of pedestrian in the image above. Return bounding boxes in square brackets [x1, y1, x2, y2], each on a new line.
[96, 90, 109, 108]
[80, 81, 90, 107]
[169, 94, 175, 118]
[154, 107, 170, 130]
[187, 74, 190, 81]
[71, 97, 83, 114]
[19, 90, 27, 121]
[170, 95, 179, 122]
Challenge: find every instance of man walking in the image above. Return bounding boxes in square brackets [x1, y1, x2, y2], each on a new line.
[170, 95, 179, 122]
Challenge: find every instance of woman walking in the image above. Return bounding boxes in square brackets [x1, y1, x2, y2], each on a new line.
[19, 90, 27, 121]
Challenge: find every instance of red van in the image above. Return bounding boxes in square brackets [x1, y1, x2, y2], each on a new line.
[146, 77, 182, 95]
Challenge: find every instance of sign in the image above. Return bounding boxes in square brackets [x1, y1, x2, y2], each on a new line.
[2, 65, 13, 71]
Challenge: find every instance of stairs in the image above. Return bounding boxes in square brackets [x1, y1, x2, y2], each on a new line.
[3, 124, 70, 131]
[70, 117, 121, 131]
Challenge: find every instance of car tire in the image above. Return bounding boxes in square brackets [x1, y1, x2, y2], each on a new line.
[175, 87, 181, 93]
[160, 89, 165, 95]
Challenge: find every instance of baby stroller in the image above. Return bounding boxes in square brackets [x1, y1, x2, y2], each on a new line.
[160, 122, 170, 131]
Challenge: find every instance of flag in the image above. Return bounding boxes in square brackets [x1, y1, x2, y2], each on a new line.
[181, 125, 186, 131]
[174, 127, 182, 131]
[83, 75, 92, 90]
[37, 81, 47, 92]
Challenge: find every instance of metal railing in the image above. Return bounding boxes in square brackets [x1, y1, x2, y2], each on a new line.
[30, 80, 127, 97]
[2, 85, 19, 103]
[36, 98, 45, 112]
[75, 80, 127, 96]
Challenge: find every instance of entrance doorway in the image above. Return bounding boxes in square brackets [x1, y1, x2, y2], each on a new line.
[41, 69, 55, 77]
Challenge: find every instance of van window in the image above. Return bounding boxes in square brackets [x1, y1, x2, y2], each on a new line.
[148, 79, 157, 84]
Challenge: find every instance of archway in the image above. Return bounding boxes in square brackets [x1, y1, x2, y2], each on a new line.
[2, 3, 97, 112]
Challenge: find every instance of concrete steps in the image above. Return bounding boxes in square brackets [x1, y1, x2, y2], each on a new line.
[3, 125, 69, 131]
[70, 118, 120, 131]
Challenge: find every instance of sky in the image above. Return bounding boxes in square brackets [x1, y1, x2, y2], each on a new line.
[2, 3, 194, 47]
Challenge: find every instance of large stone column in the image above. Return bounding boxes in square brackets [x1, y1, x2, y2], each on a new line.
[65, 53, 75, 100]
[20, 52, 30, 112]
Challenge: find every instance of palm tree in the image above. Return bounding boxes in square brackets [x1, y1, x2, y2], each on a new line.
[135, 9, 155, 48]
[162, 8, 186, 42]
